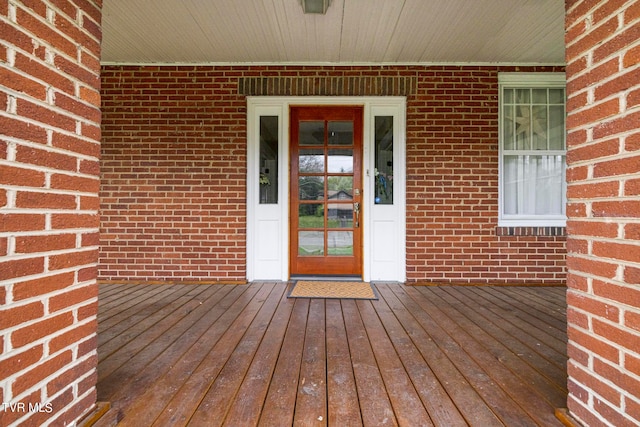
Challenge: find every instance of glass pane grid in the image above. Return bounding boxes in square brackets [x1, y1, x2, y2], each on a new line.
[501, 84, 567, 223]
[295, 115, 357, 259]
[503, 86, 566, 152]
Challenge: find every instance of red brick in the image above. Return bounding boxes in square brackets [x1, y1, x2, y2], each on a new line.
[566, 254, 618, 279]
[51, 213, 98, 229]
[14, 233, 76, 254]
[72, 0, 101, 25]
[15, 7, 77, 57]
[593, 109, 640, 140]
[567, 220, 618, 239]
[13, 271, 75, 300]
[625, 266, 640, 284]
[0, 67, 47, 100]
[49, 320, 97, 354]
[567, 180, 619, 199]
[12, 350, 73, 396]
[0, 256, 45, 280]
[54, 54, 100, 88]
[0, 213, 46, 232]
[593, 20, 640, 64]
[49, 284, 97, 311]
[566, 16, 619, 64]
[627, 353, 640, 377]
[55, 90, 101, 123]
[567, 138, 619, 163]
[0, 164, 45, 187]
[16, 145, 78, 172]
[79, 85, 101, 107]
[11, 312, 74, 348]
[82, 13, 101, 42]
[568, 361, 621, 407]
[567, 98, 620, 129]
[19, 0, 48, 16]
[0, 345, 43, 380]
[51, 132, 101, 157]
[16, 191, 77, 210]
[77, 265, 97, 283]
[593, 397, 632, 427]
[77, 300, 98, 320]
[625, 311, 640, 332]
[17, 98, 77, 132]
[594, 357, 640, 400]
[49, 249, 98, 272]
[625, 0, 640, 24]
[569, 291, 621, 322]
[593, 0, 630, 25]
[593, 280, 640, 309]
[593, 241, 640, 264]
[13, 51, 76, 95]
[79, 158, 100, 176]
[626, 133, 640, 151]
[592, 200, 640, 218]
[625, 223, 640, 240]
[0, 301, 44, 329]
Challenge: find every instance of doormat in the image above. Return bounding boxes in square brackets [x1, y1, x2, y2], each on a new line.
[288, 281, 378, 300]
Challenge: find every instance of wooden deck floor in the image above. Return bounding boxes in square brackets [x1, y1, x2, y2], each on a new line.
[94, 282, 567, 427]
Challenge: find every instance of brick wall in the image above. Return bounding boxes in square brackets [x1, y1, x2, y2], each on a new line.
[100, 65, 567, 284]
[565, 0, 640, 426]
[0, 1, 102, 426]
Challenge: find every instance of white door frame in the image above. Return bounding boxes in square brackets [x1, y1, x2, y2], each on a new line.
[247, 96, 406, 282]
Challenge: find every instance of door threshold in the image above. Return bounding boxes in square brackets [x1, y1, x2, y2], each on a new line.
[291, 275, 363, 282]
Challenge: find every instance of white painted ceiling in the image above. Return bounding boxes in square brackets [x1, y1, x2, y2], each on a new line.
[101, 0, 566, 65]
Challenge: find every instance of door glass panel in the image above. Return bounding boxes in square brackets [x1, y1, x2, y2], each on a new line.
[259, 116, 278, 204]
[299, 176, 324, 200]
[374, 116, 394, 204]
[328, 121, 353, 146]
[299, 149, 324, 173]
[327, 176, 353, 196]
[299, 121, 324, 145]
[328, 149, 353, 173]
[328, 231, 353, 255]
[328, 203, 353, 228]
[299, 231, 324, 256]
[298, 204, 324, 228]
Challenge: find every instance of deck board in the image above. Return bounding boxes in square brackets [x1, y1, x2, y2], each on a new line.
[95, 282, 567, 426]
[325, 299, 362, 427]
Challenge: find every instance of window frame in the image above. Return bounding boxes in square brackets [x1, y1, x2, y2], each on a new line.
[498, 72, 567, 227]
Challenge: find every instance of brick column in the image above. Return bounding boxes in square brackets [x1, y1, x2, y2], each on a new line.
[1, 1, 102, 426]
[565, 0, 640, 425]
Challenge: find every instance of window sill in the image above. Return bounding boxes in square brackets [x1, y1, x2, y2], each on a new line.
[495, 226, 566, 237]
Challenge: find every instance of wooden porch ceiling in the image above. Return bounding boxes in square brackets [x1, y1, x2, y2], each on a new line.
[101, 0, 565, 65]
[95, 282, 567, 426]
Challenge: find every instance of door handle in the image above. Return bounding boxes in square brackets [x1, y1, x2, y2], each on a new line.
[354, 202, 360, 228]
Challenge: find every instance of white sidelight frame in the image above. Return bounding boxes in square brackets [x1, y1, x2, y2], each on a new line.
[247, 97, 406, 282]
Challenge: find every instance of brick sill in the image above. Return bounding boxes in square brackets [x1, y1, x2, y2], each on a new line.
[496, 226, 566, 237]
